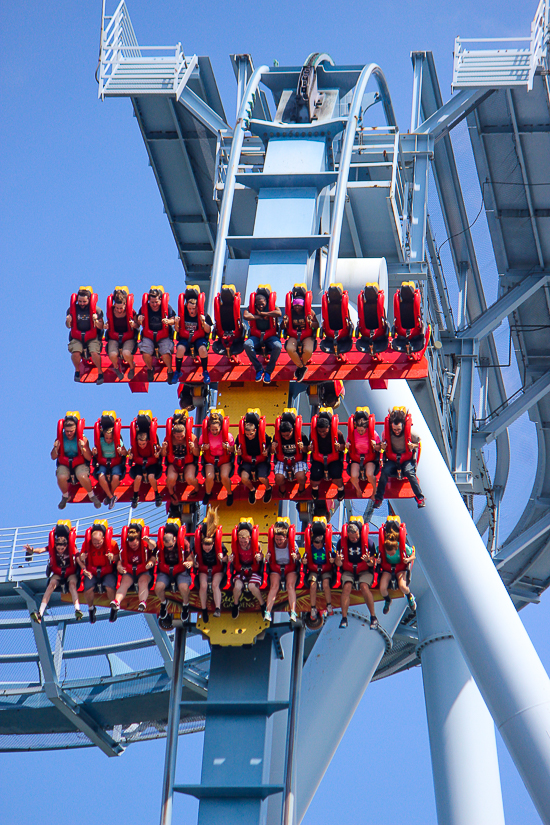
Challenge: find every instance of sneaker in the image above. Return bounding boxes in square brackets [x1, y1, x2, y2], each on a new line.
[232, 604, 239, 619]
[110, 599, 120, 611]
[370, 615, 379, 630]
[339, 617, 348, 629]
[326, 603, 334, 617]
[311, 488, 319, 500]
[75, 609, 84, 621]
[213, 607, 221, 618]
[30, 611, 41, 624]
[89, 605, 97, 624]
[58, 496, 68, 510]
[417, 498, 426, 509]
[109, 606, 118, 623]
[255, 370, 264, 383]
[147, 368, 154, 382]
[263, 486, 273, 504]
[295, 366, 306, 382]
[248, 489, 256, 505]
[264, 609, 272, 622]
[74, 370, 80, 382]
[96, 373, 104, 386]
[138, 601, 147, 612]
[155, 492, 162, 507]
[128, 367, 136, 380]
[159, 602, 168, 620]
[202, 609, 209, 623]
[289, 610, 298, 623]
[226, 492, 234, 506]
[407, 593, 417, 612]
[203, 492, 210, 506]
[263, 372, 272, 384]
[167, 370, 175, 385]
[131, 494, 139, 509]
[336, 487, 345, 502]
[91, 495, 101, 510]
[109, 495, 118, 510]
[383, 597, 391, 615]
[181, 604, 189, 621]
[203, 370, 211, 385]
[373, 499, 383, 509]
[113, 367, 124, 380]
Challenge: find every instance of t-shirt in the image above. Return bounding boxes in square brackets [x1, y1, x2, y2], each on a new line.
[336, 537, 376, 564]
[236, 432, 272, 459]
[274, 543, 290, 565]
[385, 541, 414, 566]
[389, 428, 420, 456]
[162, 537, 190, 567]
[180, 310, 213, 339]
[112, 312, 130, 334]
[255, 314, 271, 333]
[146, 304, 176, 334]
[63, 435, 79, 458]
[199, 431, 235, 456]
[353, 431, 380, 455]
[277, 432, 309, 460]
[313, 430, 345, 459]
[67, 304, 103, 339]
[311, 540, 330, 566]
[100, 437, 117, 459]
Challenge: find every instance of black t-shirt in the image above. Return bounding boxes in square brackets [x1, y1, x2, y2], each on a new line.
[161, 537, 190, 567]
[279, 433, 309, 459]
[67, 304, 103, 335]
[113, 313, 129, 334]
[237, 432, 272, 459]
[181, 310, 212, 338]
[314, 430, 345, 458]
[255, 315, 271, 332]
[336, 537, 376, 564]
[147, 304, 176, 333]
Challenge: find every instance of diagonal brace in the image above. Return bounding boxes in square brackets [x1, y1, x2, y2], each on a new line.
[473, 370, 550, 445]
[458, 273, 550, 340]
[415, 89, 491, 141]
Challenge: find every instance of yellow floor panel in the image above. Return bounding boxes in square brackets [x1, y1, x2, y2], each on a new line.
[196, 610, 270, 646]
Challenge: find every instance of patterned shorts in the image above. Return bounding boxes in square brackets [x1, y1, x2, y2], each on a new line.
[274, 460, 308, 476]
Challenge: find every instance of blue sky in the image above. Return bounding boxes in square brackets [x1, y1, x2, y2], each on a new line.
[1, 0, 548, 822]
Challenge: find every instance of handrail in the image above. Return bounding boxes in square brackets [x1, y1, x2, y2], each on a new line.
[206, 65, 270, 318]
[323, 63, 396, 291]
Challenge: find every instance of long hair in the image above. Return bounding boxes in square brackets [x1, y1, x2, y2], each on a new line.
[203, 506, 219, 539]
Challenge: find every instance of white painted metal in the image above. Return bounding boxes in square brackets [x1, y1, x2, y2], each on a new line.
[321, 257, 388, 309]
[343, 379, 550, 823]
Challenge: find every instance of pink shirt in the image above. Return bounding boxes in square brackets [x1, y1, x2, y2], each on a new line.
[199, 431, 234, 456]
[353, 430, 380, 454]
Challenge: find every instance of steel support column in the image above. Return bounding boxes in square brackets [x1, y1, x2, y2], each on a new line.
[160, 626, 187, 825]
[453, 337, 477, 487]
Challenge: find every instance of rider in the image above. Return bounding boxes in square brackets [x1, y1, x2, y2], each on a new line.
[212, 285, 245, 361]
[235, 409, 273, 505]
[378, 516, 416, 614]
[137, 287, 176, 383]
[373, 407, 425, 508]
[24, 521, 83, 623]
[231, 519, 266, 618]
[173, 287, 212, 385]
[111, 520, 155, 616]
[309, 409, 346, 501]
[128, 412, 163, 508]
[152, 519, 194, 623]
[335, 517, 378, 629]
[272, 409, 309, 497]
[346, 407, 380, 500]
[105, 287, 139, 379]
[92, 412, 127, 509]
[52, 413, 101, 510]
[195, 507, 228, 623]
[161, 411, 200, 504]
[78, 521, 119, 623]
[304, 518, 335, 621]
[199, 409, 235, 506]
[243, 286, 283, 384]
[66, 287, 105, 384]
[283, 285, 319, 381]
[265, 519, 300, 624]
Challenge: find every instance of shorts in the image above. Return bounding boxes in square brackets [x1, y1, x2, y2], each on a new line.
[167, 459, 198, 475]
[68, 338, 101, 355]
[238, 461, 270, 479]
[83, 572, 117, 591]
[176, 337, 209, 355]
[56, 463, 90, 483]
[156, 571, 192, 588]
[274, 460, 308, 476]
[94, 463, 124, 479]
[120, 570, 154, 587]
[310, 459, 344, 482]
[139, 337, 174, 356]
[307, 570, 332, 585]
[130, 463, 163, 480]
[341, 570, 374, 586]
[349, 457, 380, 475]
[107, 338, 137, 357]
[234, 571, 263, 586]
[49, 571, 80, 589]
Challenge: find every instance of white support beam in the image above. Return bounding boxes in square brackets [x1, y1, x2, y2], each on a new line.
[473, 370, 550, 445]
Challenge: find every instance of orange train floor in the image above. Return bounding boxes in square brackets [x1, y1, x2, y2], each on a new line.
[76, 348, 428, 391]
[68, 474, 417, 504]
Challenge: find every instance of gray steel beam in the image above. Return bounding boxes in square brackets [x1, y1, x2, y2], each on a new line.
[458, 273, 550, 341]
[494, 511, 550, 569]
[145, 613, 174, 678]
[473, 370, 550, 445]
[415, 87, 491, 142]
[177, 85, 232, 136]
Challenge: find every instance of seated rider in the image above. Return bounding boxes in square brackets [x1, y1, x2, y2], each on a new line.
[243, 286, 282, 384]
[335, 517, 378, 630]
[111, 520, 155, 618]
[378, 516, 416, 614]
[235, 409, 273, 505]
[137, 287, 176, 383]
[355, 283, 390, 356]
[272, 409, 309, 497]
[105, 287, 139, 379]
[77, 520, 119, 624]
[391, 282, 425, 356]
[25, 521, 83, 623]
[195, 507, 228, 623]
[230, 519, 266, 619]
[173, 287, 212, 385]
[283, 285, 319, 381]
[161, 411, 199, 504]
[52, 412, 101, 510]
[199, 409, 235, 506]
[212, 285, 245, 361]
[265, 519, 300, 624]
[128, 411, 163, 508]
[306, 380, 345, 410]
[309, 408, 346, 502]
[320, 284, 353, 359]
[92, 411, 127, 510]
[346, 407, 380, 500]
[66, 286, 105, 385]
[373, 407, 425, 508]
[152, 519, 194, 624]
[304, 517, 335, 621]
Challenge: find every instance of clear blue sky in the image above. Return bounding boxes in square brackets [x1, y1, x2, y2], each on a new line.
[1, 1, 548, 823]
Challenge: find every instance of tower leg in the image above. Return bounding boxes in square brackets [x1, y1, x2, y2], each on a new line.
[417, 582, 505, 825]
[160, 626, 187, 825]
